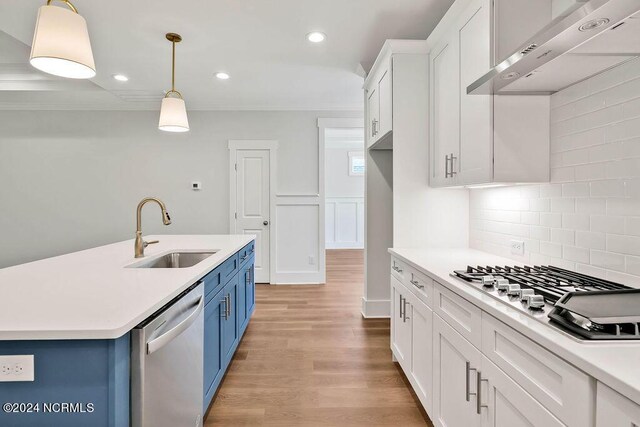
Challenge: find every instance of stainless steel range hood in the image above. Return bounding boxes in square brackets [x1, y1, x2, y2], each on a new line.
[468, 0, 640, 95]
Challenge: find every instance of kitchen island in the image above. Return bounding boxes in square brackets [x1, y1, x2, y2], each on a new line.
[0, 235, 256, 427]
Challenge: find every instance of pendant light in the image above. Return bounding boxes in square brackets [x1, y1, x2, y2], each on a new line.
[158, 33, 189, 133]
[30, 0, 96, 79]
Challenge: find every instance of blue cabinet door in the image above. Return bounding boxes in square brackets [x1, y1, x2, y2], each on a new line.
[203, 288, 225, 411]
[246, 261, 256, 316]
[240, 259, 255, 333]
[221, 274, 239, 368]
[237, 267, 247, 335]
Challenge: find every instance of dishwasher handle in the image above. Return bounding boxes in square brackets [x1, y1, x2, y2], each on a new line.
[146, 296, 204, 355]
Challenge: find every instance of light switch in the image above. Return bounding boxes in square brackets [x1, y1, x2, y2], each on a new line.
[191, 181, 202, 191]
[0, 355, 34, 382]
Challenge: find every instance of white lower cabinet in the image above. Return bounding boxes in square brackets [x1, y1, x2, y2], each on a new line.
[596, 382, 640, 427]
[433, 313, 482, 427]
[391, 271, 434, 413]
[391, 275, 412, 370]
[389, 264, 600, 427]
[409, 295, 433, 414]
[481, 354, 565, 427]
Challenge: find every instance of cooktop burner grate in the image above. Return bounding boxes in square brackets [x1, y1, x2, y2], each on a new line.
[453, 265, 639, 340]
[453, 265, 630, 304]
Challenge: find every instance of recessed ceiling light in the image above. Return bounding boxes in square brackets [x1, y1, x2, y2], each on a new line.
[215, 72, 230, 80]
[113, 74, 129, 82]
[306, 32, 326, 43]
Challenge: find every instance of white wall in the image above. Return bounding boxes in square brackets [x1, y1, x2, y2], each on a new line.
[326, 146, 364, 198]
[0, 110, 362, 279]
[470, 58, 640, 287]
[325, 138, 364, 249]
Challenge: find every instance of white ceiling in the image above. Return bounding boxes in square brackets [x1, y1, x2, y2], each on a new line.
[0, 0, 454, 111]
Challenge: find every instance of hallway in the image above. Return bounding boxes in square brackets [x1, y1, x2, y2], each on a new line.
[205, 249, 432, 426]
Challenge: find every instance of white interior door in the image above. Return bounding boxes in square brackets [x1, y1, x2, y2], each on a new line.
[233, 149, 270, 283]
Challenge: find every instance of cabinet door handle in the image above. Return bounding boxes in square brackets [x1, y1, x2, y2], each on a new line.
[450, 153, 457, 177]
[226, 294, 231, 318]
[403, 299, 410, 322]
[220, 296, 228, 320]
[465, 361, 477, 402]
[399, 295, 404, 319]
[476, 371, 488, 414]
[445, 154, 450, 178]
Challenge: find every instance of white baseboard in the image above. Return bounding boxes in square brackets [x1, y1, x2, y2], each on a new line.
[326, 242, 364, 249]
[361, 297, 390, 318]
[273, 271, 325, 285]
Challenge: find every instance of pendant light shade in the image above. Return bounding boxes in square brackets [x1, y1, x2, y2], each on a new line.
[159, 33, 189, 132]
[30, 1, 96, 79]
[159, 96, 189, 132]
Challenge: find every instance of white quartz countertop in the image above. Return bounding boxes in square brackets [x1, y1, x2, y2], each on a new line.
[389, 247, 640, 406]
[0, 235, 254, 340]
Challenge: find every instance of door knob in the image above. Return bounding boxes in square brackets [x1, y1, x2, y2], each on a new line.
[263, 220, 269, 226]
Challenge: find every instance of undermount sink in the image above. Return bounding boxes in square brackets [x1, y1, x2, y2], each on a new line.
[130, 251, 217, 269]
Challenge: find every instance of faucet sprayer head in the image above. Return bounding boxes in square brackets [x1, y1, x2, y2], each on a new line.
[162, 210, 172, 226]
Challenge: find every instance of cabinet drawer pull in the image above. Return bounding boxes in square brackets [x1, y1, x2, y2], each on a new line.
[410, 273, 424, 289]
[410, 280, 423, 289]
[392, 264, 403, 273]
[466, 361, 477, 402]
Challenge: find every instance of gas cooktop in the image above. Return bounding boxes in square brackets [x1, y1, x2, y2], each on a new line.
[452, 265, 640, 341]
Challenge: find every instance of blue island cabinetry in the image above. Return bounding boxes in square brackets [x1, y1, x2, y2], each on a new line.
[0, 240, 256, 427]
[203, 240, 255, 411]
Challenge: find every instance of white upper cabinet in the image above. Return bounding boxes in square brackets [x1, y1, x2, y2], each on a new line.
[430, 34, 460, 187]
[428, 0, 551, 187]
[458, 0, 492, 184]
[364, 40, 428, 150]
[366, 60, 392, 149]
[367, 85, 380, 145]
[377, 68, 392, 139]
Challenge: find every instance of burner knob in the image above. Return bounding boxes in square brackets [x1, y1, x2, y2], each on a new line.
[519, 289, 535, 301]
[496, 279, 510, 291]
[525, 295, 545, 310]
[506, 284, 521, 296]
[481, 275, 495, 287]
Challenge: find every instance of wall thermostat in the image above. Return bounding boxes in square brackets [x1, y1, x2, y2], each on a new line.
[191, 181, 202, 191]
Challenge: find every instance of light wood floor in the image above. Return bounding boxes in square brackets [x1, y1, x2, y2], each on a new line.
[205, 249, 433, 427]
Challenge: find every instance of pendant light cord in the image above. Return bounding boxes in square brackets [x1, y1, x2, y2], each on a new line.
[171, 40, 175, 92]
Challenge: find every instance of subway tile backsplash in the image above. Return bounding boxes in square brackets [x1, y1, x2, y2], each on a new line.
[470, 58, 640, 287]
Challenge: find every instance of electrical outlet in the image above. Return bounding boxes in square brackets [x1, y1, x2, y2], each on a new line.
[308, 255, 315, 265]
[0, 355, 34, 382]
[510, 240, 525, 256]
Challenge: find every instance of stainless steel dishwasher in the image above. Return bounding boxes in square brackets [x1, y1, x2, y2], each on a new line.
[131, 282, 204, 427]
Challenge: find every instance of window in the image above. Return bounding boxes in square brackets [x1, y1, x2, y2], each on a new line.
[348, 151, 365, 176]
